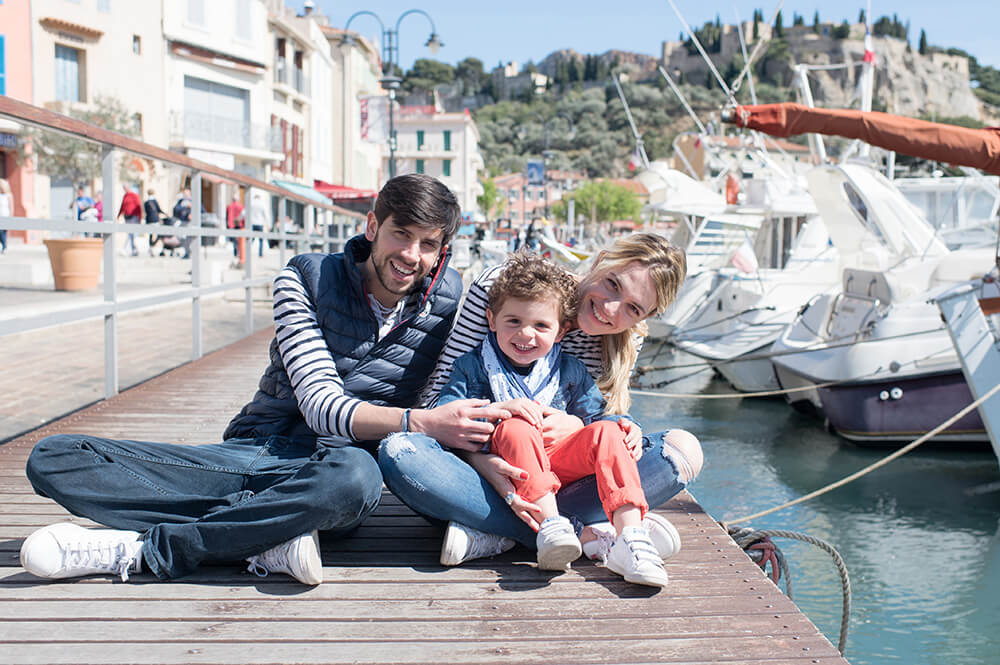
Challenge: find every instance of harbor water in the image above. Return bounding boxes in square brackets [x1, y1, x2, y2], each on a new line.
[632, 345, 1000, 665]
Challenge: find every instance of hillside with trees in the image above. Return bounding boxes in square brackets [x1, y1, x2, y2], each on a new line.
[394, 11, 1000, 179]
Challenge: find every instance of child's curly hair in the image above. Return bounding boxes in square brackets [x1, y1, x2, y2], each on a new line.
[487, 251, 578, 326]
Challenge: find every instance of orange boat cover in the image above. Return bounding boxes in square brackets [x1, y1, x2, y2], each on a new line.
[726, 102, 1000, 176]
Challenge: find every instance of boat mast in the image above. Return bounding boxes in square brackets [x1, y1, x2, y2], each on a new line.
[611, 73, 650, 171]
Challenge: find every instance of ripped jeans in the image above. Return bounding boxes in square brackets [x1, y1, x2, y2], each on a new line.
[378, 430, 692, 548]
[25, 434, 383, 579]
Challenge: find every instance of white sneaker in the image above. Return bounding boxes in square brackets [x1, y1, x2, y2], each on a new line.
[643, 512, 682, 559]
[246, 531, 322, 585]
[20, 523, 143, 582]
[584, 512, 682, 562]
[605, 526, 669, 588]
[535, 516, 582, 571]
[440, 522, 515, 566]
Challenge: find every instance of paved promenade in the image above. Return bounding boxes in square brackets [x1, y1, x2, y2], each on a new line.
[0, 242, 278, 443]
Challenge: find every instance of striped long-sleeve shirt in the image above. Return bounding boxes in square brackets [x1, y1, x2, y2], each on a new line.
[272, 266, 361, 444]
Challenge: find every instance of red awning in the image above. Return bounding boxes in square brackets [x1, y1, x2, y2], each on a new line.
[313, 179, 377, 201]
[724, 102, 1000, 176]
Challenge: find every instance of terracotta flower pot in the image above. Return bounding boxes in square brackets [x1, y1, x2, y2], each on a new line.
[43, 237, 103, 291]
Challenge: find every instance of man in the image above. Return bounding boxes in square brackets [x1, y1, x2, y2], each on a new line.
[225, 191, 245, 259]
[20, 174, 510, 586]
[117, 184, 143, 256]
[71, 186, 94, 220]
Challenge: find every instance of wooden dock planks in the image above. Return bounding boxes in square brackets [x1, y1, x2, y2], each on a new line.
[0, 329, 850, 664]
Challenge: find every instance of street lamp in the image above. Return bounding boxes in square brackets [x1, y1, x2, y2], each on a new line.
[526, 111, 574, 218]
[341, 9, 443, 180]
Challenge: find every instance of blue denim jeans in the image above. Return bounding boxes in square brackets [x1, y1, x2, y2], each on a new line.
[25, 434, 383, 579]
[378, 430, 688, 548]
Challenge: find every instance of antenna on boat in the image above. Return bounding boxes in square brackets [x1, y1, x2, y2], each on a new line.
[657, 66, 706, 135]
[733, 9, 758, 106]
[611, 73, 650, 171]
[664, 0, 736, 104]
[728, 0, 787, 98]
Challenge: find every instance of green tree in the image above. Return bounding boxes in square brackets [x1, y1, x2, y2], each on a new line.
[774, 11, 784, 38]
[792, 12, 804, 26]
[832, 21, 851, 40]
[455, 57, 485, 95]
[19, 95, 144, 187]
[918, 29, 928, 55]
[476, 177, 504, 218]
[858, 9, 866, 24]
[812, 11, 820, 33]
[403, 58, 455, 93]
[551, 181, 641, 224]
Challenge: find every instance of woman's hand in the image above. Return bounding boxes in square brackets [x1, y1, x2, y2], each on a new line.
[494, 398, 544, 428]
[619, 418, 643, 461]
[464, 452, 542, 531]
[539, 406, 584, 445]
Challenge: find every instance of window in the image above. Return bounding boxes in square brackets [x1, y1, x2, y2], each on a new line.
[235, 0, 251, 40]
[443, 130, 451, 151]
[98, 0, 110, 12]
[55, 45, 83, 102]
[132, 35, 141, 55]
[187, 0, 204, 25]
[132, 113, 142, 135]
[183, 75, 250, 147]
[0, 36, 5, 96]
[442, 159, 451, 177]
[416, 159, 424, 174]
[416, 130, 424, 150]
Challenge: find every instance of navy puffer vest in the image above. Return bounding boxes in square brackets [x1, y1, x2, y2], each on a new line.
[224, 235, 462, 445]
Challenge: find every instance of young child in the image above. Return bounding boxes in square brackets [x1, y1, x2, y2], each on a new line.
[436, 252, 671, 587]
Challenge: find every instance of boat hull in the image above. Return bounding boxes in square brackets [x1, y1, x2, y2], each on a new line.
[818, 371, 987, 443]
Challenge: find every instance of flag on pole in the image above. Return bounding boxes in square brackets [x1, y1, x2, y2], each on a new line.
[730, 237, 759, 274]
[863, 26, 876, 65]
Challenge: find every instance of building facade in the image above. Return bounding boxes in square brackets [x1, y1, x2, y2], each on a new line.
[494, 169, 586, 224]
[390, 105, 484, 215]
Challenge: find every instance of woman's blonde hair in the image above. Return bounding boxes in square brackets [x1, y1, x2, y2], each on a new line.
[581, 233, 686, 414]
[0, 178, 11, 196]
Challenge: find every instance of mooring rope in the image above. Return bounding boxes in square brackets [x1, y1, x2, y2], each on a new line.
[728, 526, 851, 655]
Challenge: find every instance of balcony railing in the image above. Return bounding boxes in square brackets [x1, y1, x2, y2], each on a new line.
[293, 69, 310, 96]
[169, 111, 282, 153]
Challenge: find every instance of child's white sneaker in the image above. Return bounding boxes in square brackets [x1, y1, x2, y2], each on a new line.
[605, 526, 670, 588]
[535, 516, 581, 570]
[583, 512, 682, 562]
[440, 522, 515, 566]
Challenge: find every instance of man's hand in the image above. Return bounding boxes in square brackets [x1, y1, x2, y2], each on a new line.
[465, 452, 542, 531]
[411, 399, 512, 451]
[619, 418, 643, 461]
[539, 406, 584, 445]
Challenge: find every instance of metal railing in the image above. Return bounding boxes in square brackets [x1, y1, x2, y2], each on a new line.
[0, 95, 364, 400]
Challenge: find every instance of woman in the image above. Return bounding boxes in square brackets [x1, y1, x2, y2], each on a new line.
[379, 233, 704, 564]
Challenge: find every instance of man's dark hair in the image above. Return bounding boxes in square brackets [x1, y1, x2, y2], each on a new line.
[373, 174, 461, 245]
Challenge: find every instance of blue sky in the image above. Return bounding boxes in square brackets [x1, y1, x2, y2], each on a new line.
[307, 1, 998, 72]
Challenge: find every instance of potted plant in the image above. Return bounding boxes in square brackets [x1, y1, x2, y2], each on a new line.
[15, 96, 146, 290]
